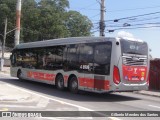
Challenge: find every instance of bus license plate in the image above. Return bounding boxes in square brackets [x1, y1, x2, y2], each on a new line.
[131, 76, 139, 81]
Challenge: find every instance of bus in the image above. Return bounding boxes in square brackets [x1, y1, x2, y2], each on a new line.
[10, 37, 149, 93]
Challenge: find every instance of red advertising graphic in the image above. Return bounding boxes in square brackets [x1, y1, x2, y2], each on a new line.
[123, 65, 147, 82]
[27, 71, 55, 81]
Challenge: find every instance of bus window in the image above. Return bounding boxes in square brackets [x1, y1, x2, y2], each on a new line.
[94, 42, 112, 75]
[37, 46, 65, 70]
[79, 43, 94, 73]
[36, 48, 46, 69]
[67, 44, 79, 70]
[53, 46, 65, 70]
[120, 39, 148, 55]
[16, 49, 37, 69]
[10, 52, 17, 67]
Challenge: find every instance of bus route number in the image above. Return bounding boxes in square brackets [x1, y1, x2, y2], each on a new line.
[80, 65, 90, 70]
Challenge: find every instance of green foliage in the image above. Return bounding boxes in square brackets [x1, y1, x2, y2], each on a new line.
[0, 0, 17, 47]
[66, 11, 93, 37]
[0, 0, 93, 47]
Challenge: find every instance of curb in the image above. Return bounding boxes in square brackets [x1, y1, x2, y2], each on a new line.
[134, 91, 160, 98]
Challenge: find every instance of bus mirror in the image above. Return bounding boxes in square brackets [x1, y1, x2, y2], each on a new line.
[116, 42, 119, 46]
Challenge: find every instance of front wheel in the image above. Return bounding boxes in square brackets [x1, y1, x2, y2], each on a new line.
[17, 70, 22, 80]
[69, 76, 78, 94]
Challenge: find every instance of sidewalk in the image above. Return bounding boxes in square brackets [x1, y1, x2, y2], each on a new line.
[0, 66, 160, 98]
[0, 66, 10, 75]
[0, 66, 32, 102]
[135, 90, 160, 97]
[0, 83, 31, 102]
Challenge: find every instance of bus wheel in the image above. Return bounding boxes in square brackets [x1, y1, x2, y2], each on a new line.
[17, 70, 22, 80]
[56, 75, 64, 90]
[69, 76, 78, 94]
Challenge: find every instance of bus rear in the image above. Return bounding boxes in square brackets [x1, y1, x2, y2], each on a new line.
[111, 38, 149, 92]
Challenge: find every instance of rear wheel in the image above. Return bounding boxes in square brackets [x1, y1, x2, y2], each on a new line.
[69, 76, 78, 94]
[56, 75, 64, 90]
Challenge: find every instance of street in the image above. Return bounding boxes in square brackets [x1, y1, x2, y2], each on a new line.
[0, 73, 160, 120]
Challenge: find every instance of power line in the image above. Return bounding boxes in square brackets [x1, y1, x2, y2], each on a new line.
[119, 16, 160, 24]
[105, 11, 160, 22]
[107, 25, 160, 33]
[90, 13, 100, 19]
[106, 22, 160, 28]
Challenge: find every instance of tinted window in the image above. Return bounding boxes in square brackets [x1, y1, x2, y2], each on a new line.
[36, 46, 65, 70]
[120, 39, 148, 55]
[10, 52, 17, 67]
[94, 42, 112, 75]
[36, 48, 46, 69]
[67, 44, 79, 70]
[16, 49, 37, 69]
[79, 43, 94, 73]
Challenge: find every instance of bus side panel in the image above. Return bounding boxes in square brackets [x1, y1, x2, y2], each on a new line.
[10, 66, 19, 77]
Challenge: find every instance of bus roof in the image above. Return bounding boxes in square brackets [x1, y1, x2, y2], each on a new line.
[15, 37, 115, 49]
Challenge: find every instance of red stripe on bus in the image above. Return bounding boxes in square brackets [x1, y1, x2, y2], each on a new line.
[27, 71, 55, 81]
[79, 77, 110, 90]
[27, 71, 110, 90]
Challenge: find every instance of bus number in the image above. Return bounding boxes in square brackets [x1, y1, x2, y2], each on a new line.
[80, 65, 90, 70]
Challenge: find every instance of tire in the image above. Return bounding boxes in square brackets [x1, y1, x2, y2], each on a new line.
[17, 70, 22, 80]
[69, 76, 78, 94]
[56, 75, 64, 90]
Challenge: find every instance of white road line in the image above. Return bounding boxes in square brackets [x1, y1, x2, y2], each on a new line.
[42, 117, 93, 120]
[0, 105, 36, 108]
[6, 83, 93, 111]
[148, 105, 160, 109]
[36, 97, 49, 108]
[4, 81, 121, 120]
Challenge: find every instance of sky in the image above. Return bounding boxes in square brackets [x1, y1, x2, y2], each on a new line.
[68, 0, 160, 58]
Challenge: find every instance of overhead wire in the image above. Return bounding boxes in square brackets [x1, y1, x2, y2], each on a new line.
[105, 11, 160, 22]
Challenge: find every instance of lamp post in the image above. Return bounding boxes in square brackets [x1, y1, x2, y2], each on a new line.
[0, 18, 7, 71]
[0, 18, 17, 71]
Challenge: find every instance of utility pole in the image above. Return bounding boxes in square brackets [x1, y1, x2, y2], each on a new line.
[15, 0, 21, 46]
[0, 18, 7, 71]
[100, 0, 105, 36]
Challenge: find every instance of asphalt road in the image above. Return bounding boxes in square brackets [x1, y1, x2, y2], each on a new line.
[0, 73, 160, 120]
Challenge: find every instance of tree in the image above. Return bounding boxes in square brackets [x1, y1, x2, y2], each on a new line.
[0, 0, 93, 47]
[66, 11, 93, 37]
[0, 0, 17, 47]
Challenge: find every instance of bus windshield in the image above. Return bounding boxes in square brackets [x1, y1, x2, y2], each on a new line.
[120, 39, 148, 55]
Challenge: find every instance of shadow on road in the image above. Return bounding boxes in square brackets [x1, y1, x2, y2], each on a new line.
[0, 78, 141, 102]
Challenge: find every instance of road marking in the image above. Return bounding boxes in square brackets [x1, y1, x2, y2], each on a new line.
[0, 108, 8, 111]
[6, 83, 93, 111]
[3, 79, 121, 120]
[148, 105, 160, 109]
[0, 105, 39, 108]
[42, 117, 93, 120]
[36, 97, 49, 108]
